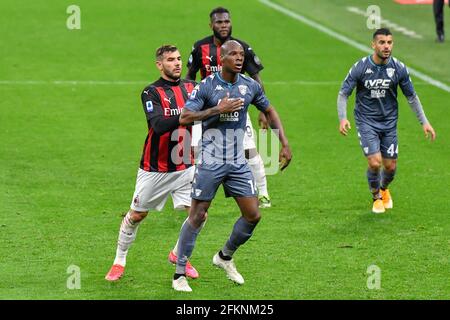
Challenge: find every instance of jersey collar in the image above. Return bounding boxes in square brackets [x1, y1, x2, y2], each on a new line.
[368, 55, 391, 68]
[216, 71, 240, 87]
[159, 77, 181, 86]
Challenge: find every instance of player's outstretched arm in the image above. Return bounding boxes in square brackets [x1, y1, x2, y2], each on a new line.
[263, 106, 292, 171]
[179, 95, 244, 126]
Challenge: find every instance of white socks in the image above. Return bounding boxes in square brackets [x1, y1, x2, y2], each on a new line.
[113, 211, 141, 266]
[172, 240, 179, 256]
[247, 154, 268, 197]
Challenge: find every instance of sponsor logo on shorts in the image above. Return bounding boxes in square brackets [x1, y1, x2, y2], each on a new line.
[195, 189, 202, 197]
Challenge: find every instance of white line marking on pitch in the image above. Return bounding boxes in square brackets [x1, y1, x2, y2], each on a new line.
[258, 0, 450, 93]
[347, 6, 422, 39]
[0, 80, 431, 86]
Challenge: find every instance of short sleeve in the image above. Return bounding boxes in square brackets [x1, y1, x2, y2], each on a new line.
[243, 45, 264, 76]
[187, 45, 200, 72]
[339, 61, 361, 97]
[251, 81, 270, 112]
[399, 65, 416, 99]
[184, 82, 208, 111]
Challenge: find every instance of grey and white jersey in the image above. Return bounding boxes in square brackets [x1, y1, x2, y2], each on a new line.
[184, 72, 270, 164]
[339, 55, 416, 131]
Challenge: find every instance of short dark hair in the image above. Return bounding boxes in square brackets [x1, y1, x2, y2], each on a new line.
[220, 40, 243, 58]
[209, 7, 230, 20]
[155, 45, 178, 60]
[373, 28, 392, 39]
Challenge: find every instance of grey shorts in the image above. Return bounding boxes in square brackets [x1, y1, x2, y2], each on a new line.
[191, 163, 257, 201]
[357, 125, 398, 159]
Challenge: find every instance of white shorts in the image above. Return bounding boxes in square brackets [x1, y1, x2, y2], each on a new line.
[130, 166, 195, 212]
[243, 114, 257, 150]
[191, 114, 257, 150]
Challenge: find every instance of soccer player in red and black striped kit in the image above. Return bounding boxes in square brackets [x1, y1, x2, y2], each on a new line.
[186, 7, 272, 208]
[105, 45, 200, 282]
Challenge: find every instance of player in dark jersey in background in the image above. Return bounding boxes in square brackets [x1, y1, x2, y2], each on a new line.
[186, 7, 272, 209]
[337, 29, 436, 214]
[433, 0, 449, 43]
[172, 40, 292, 292]
[105, 45, 200, 282]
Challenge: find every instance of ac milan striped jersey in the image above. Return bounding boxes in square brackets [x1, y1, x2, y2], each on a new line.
[139, 77, 196, 172]
[187, 35, 264, 80]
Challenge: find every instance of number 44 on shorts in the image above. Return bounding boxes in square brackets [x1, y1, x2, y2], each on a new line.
[387, 144, 398, 157]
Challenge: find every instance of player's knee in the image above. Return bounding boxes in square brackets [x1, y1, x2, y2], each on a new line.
[384, 160, 397, 172]
[129, 210, 148, 222]
[246, 211, 261, 224]
[201, 210, 208, 222]
[368, 158, 382, 171]
[191, 208, 207, 226]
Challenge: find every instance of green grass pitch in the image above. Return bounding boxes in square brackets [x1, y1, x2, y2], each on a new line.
[1, 0, 449, 299]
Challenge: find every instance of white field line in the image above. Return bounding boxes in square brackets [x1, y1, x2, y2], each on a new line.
[258, 0, 450, 93]
[0, 80, 146, 85]
[0, 80, 431, 86]
[346, 6, 422, 39]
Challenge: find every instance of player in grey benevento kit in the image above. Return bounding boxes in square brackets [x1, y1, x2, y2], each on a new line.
[171, 40, 292, 292]
[337, 28, 436, 214]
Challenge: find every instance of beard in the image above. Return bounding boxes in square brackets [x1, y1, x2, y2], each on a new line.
[164, 69, 181, 81]
[213, 26, 232, 43]
[377, 51, 391, 60]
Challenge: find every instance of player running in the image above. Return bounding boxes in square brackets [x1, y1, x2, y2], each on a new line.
[172, 40, 292, 292]
[337, 28, 436, 214]
[105, 45, 200, 281]
[186, 7, 272, 208]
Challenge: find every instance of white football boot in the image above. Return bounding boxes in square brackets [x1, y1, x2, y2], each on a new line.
[212, 253, 244, 285]
[172, 276, 192, 292]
